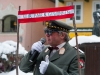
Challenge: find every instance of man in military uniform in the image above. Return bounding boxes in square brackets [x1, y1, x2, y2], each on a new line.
[19, 20, 85, 75]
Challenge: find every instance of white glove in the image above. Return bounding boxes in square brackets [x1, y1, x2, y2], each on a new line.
[31, 41, 44, 53]
[39, 55, 49, 74]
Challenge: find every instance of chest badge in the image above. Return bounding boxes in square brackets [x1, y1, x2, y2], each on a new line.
[59, 47, 65, 54]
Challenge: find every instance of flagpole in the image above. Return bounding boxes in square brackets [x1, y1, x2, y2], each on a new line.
[16, 6, 21, 75]
[71, 2, 82, 75]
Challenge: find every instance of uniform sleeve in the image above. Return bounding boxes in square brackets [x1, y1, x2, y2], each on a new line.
[68, 52, 85, 75]
[19, 51, 36, 73]
[44, 56, 79, 75]
[19, 46, 48, 73]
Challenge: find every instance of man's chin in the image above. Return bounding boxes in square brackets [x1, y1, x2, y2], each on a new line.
[47, 42, 52, 45]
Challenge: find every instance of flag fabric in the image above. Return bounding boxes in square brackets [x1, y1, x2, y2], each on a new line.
[18, 5, 74, 23]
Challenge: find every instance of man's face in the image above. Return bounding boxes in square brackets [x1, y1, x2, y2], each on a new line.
[44, 28, 65, 46]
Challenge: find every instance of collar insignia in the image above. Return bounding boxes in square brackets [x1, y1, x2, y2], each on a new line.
[45, 48, 49, 53]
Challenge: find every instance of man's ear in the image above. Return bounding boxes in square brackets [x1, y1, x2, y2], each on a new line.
[60, 32, 66, 39]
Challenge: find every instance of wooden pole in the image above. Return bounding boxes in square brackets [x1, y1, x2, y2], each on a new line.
[16, 6, 21, 75]
[71, 2, 82, 75]
[72, 16, 82, 75]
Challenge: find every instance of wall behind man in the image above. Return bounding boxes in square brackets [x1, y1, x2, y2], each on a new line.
[0, 0, 27, 42]
[0, 0, 55, 51]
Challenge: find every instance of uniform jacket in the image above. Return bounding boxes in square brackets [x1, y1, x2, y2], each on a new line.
[19, 42, 85, 75]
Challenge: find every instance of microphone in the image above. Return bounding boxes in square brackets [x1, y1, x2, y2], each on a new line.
[29, 38, 46, 62]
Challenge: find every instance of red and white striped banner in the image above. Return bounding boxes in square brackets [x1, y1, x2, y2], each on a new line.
[18, 5, 74, 23]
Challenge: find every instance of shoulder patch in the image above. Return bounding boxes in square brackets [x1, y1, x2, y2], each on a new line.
[79, 59, 85, 68]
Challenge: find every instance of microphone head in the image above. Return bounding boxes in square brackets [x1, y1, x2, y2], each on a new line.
[40, 38, 46, 44]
